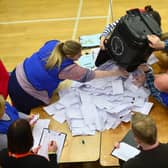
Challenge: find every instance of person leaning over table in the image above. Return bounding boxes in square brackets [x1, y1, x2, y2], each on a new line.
[133, 35, 168, 107]
[8, 40, 128, 115]
[0, 118, 58, 168]
[116, 112, 168, 168]
[95, 5, 161, 67]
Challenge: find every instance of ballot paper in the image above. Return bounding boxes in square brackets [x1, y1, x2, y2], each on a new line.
[112, 142, 140, 161]
[78, 53, 95, 69]
[38, 128, 66, 162]
[112, 130, 140, 161]
[79, 33, 101, 48]
[43, 60, 154, 136]
[32, 119, 50, 148]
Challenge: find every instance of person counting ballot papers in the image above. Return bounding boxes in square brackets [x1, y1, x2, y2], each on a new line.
[96, 5, 161, 72]
[0, 119, 58, 168]
[8, 40, 128, 115]
[112, 112, 168, 168]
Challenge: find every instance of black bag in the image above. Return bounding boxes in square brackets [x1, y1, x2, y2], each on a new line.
[105, 9, 161, 72]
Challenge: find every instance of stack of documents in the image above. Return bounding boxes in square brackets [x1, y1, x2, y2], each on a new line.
[44, 60, 154, 136]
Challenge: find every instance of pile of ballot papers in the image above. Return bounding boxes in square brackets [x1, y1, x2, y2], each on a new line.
[43, 56, 158, 136]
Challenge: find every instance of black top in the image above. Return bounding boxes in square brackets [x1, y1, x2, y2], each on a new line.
[0, 149, 58, 168]
[123, 143, 168, 168]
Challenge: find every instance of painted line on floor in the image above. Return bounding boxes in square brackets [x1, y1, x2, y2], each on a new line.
[0, 16, 108, 25]
[72, 0, 83, 40]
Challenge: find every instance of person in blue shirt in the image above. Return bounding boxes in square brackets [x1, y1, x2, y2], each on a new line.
[8, 40, 128, 114]
[0, 95, 36, 150]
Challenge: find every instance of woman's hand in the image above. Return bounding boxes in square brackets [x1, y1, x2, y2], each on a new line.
[28, 114, 39, 126]
[32, 145, 41, 154]
[116, 68, 129, 78]
[48, 140, 58, 153]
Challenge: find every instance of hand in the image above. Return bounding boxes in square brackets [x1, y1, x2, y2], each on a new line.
[29, 114, 39, 126]
[117, 68, 129, 78]
[48, 140, 58, 153]
[27, 114, 35, 121]
[132, 73, 146, 87]
[137, 64, 150, 73]
[32, 145, 41, 154]
[114, 142, 120, 149]
[100, 36, 106, 50]
[147, 35, 165, 49]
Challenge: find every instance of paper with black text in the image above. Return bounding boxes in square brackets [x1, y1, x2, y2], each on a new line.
[112, 142, 140, 161]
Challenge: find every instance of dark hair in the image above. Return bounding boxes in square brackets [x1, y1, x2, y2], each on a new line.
[145, 5, 161, 26]
[7, 119, 33, 154]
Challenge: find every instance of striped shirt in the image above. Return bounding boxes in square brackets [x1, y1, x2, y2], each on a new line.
[101, 19, 120, 37]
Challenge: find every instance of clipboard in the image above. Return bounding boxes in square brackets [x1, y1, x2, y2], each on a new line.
[38, 128, 66, 162]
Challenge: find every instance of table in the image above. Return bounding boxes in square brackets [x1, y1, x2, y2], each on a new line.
[31, 106, 100, 163]
[100, 97, 168, 166]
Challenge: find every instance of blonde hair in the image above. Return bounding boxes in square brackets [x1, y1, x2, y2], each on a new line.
[45, 40, 81, 69]
[131, 112, 157, 145]
[0, 95, 5, 118]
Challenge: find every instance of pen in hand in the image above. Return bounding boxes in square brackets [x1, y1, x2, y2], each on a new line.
[48, 140, 58, 153]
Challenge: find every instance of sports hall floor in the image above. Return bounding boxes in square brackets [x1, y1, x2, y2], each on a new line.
[0, 0, 168, 167]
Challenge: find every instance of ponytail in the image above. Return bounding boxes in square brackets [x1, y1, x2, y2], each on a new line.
[46, 40, 81, 69]
[45, 42, 64, 69]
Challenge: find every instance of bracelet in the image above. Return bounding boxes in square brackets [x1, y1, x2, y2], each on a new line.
[48, 152, 56, 155]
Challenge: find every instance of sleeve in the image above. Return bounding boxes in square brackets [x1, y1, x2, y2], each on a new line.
[101, 19, 120, 37]
[48, 153, 58, 168]
[0, 60, 9, 99]
[58, 64, 95, 82]
[0, 149, 8, 166]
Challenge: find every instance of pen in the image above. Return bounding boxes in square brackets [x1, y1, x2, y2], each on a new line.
[50, 140, 54, 145]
